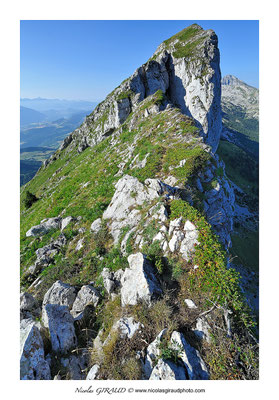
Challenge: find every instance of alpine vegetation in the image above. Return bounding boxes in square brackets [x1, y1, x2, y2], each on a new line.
[20, 24, 258, 380]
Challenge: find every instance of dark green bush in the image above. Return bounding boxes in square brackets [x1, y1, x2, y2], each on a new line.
[24, 190, 38, 208]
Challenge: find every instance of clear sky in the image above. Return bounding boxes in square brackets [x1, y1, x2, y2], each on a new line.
[20, 20, 259, 101]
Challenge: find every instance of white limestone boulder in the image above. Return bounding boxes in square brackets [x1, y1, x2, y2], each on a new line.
[61, 216, 74, 231]
[86, 364, 100, 380]
[42, 280, 77, 326]
[112, 317, 142, 339]
[43, 304, 77, 353]
[170, 331, 209, 380]
[180, 220, 199, 261]
[149, 358, 187, 380]
[20, 319, 51, 380]
[26, 217, 62, 237]
[71, 285, 100, 318]
[120, 253, 162, 306]
[90, 218, 102, 233]
[143, 329, 167, 379]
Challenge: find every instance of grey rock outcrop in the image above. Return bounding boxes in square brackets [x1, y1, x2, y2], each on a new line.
[149, 358, 187, 380]
[112, 317, 142, 339]
[151, 29, 221, 153]
[92, 316, 142, 363]
[20, 319, 51, 380]
[42, 280, 77, 326]
[170, 331, 209, 380]
[60, 351, 89, 379]
[20, 292, 40, 320]
[75, 238, 84, 251]
[90, 217, 102, 233]
[120, 253, 162, 306]
[58, 24, 221, 159]
[61, 216, 74, 231]
[28, 234, 67, 276]
[101, 268, 116, 294]
[202, 158, 235, 247]
[20, 292, 38, 312]
[26, 217, 62, 237]
[194, 317, 212, 343]
[166, 218, 199, 260]
[43, 304, 77, 353]
[180, 220, 200, 260]
[103, 175, 176, 243]
[71, 285, 100, 318]
[184, 299, 198, 309]
[100, 268, 124, 295]
[143, 329, 167, 379]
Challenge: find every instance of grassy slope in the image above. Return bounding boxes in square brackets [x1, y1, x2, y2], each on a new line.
[21, 92, 258, 379]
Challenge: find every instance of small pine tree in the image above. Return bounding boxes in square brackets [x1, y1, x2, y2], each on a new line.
[24, 190, 38, 209]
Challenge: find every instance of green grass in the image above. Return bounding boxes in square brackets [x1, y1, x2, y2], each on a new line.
[173, 37, 204, 59]
[20, 140, 119, 240]
[163, 24, 201, 47]
[163, 144, 210, 180]
[222, 104, 259, 144]
[116, 90, 133, 101]
[162, 24, 205, 60]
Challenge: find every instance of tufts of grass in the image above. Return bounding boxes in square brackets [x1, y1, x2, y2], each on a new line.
[163, 24, 201, 47]
[116, 90, 133, 101]
[163, 144, 210, 181]
[173, 37, 204, 59]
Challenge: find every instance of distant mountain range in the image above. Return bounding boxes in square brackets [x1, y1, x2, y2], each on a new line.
[221, 74, 259, 158]
[20, 97, 99, 112]
[20, 98, 100, 127]
[221, 75, 258, 120]
[20, 106, 47, 126]
[20, 98, 100, 185]
[20, 110, 92, 149]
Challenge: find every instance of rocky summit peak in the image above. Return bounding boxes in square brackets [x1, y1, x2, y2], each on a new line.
[221, 74, 259, 120]
[56, 23, 222, 156]
[222, 74, 240, 86]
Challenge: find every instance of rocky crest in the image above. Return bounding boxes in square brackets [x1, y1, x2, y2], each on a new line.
[56, 24, 221, 156]
[20, 24, 258, 381]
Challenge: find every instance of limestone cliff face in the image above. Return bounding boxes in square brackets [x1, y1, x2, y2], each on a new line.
[60, 24, 222, 154]
[152, 26, 222, 153]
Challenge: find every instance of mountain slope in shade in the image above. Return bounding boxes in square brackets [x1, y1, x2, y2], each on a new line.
[217, 75, 259, 280]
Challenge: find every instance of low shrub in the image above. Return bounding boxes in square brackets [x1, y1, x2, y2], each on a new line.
[159, 339, 184, 364]
[24, 190, 39, 209]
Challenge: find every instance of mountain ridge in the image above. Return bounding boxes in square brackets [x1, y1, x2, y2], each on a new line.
[20, 24, 258, 381]
[54, 24, 221, 157]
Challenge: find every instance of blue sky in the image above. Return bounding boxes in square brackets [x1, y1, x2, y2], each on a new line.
[20, 20, 259, 101]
